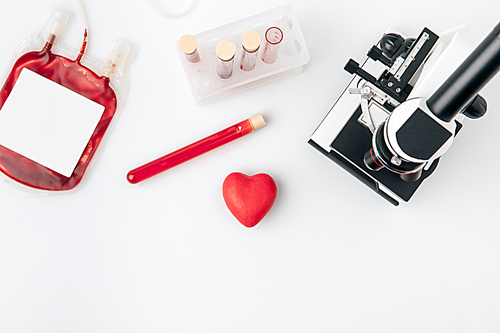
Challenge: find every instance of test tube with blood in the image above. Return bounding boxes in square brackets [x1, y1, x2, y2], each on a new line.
[216, 40, 236, 79]
[127, 113, 267, 184]
[240, 30, 261, 71]
[261, 27, 283, 64]
[178, 34, 201, 63]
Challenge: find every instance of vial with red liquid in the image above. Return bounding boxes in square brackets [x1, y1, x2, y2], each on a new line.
[261, 27, 283, 64]
[216, 40, 236, 79]
[178, 34, 201, 63]
[240, 30, 261, 71]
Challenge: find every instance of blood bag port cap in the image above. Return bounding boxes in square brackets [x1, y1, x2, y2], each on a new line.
[37, 10, 69, 45]
[216, 40, 236, 61]
[242, 30, 261, 52]
[103, 39, 131, 78]
[179, 34, 198, 55]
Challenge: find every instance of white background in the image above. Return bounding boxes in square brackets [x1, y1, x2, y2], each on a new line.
[0, 0, 499, 332]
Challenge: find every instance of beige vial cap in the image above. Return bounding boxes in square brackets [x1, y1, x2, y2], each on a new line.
[249, 113, 266, 131]
[242, 30, 261, 52]
[179, 34, 197, 55]
[216, 40, 236, 61]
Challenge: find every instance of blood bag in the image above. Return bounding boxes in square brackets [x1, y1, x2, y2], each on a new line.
[0, 8, 131, 196]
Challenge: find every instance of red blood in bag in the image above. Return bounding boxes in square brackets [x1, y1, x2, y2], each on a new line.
[0, 41, 117, 191]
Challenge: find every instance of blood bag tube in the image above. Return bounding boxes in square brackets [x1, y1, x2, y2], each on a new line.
[261, 27, 283, 64]
[216, 40, 236, 79]
[178, 34, 200, 63]
[240, 30, 261, 71]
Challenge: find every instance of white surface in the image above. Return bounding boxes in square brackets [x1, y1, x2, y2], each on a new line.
[0, 0, 499, 332]
[0, 69, 105, 178]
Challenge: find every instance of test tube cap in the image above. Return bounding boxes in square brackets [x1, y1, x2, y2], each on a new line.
[216, 40, 236, 61]
[242, 30, 261, 52]
[179, 34, 198, 55]
[249, 113, 266, 131]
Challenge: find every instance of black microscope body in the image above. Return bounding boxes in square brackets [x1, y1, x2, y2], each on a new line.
[309, 23, 500, 205]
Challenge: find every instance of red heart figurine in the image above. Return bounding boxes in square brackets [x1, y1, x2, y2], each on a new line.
[222, 172, 277, 228]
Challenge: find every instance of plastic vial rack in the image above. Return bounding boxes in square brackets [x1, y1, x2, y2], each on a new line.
[176, 4, 310, 106]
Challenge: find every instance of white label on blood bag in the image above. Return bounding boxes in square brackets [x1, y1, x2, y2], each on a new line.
[0, 69, 105, 178]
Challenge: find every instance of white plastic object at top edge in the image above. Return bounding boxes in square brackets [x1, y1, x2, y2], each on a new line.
[176, 4, 310, 106]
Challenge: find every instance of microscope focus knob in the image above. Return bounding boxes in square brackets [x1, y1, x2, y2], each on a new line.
[367, 46, 393, 67]
[344, 59, 360, 75]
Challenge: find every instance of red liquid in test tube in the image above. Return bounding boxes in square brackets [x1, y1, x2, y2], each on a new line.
[127, 113, 266, 184]
[240, 30, 261, 71]
[262, 27, 283, 64]
[178, 34, 201, 63]
[216, 40, 236, 79]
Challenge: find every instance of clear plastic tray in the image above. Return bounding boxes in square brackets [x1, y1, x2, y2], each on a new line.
[176, 4, 310, 106]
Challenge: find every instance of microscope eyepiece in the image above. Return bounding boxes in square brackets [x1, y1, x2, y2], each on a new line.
[427, 22, 500, 122]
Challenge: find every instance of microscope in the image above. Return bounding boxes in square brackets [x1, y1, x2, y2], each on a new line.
[309, 23, 500, 205]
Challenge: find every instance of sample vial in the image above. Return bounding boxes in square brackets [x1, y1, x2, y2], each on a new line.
[216, 40, 236, 79]
[178, 34, 200, 63]
[240, 30, 261, 71]
[261, 27, 283, 64]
